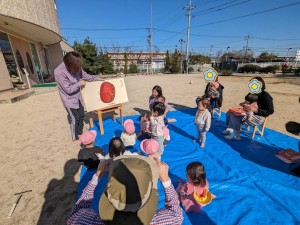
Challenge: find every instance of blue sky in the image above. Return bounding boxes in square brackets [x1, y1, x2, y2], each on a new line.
[56, 0, 300, 57]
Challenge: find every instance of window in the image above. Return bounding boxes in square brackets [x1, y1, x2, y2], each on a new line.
[26, 52, 34, 74]
[0, 31, 18, 77]
[16, 50, 25, 74]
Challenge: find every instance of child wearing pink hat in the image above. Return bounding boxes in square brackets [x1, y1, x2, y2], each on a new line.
[205, 82, 220, 113]
[77, 130, 105, 169]
[140, 139, 161, 159]
[121, 119, 137, 147]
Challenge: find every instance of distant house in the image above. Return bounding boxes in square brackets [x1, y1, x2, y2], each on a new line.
[107, 52, 166, 72]
[0, 0, 73, 92]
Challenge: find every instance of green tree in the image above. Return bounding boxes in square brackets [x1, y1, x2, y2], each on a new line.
[258, 52, 277, 62]
[129, 63, 138, 73]
[170, 49, 181, 73]
[189, 54, 211, 65]
[73, 38, 100, 74]
[98, 52, 114, 74]
[124, 52, 128, 74]
[164, 50, 171, 72]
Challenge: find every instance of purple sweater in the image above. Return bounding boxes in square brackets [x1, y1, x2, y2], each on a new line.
[54, 63, 100, 109]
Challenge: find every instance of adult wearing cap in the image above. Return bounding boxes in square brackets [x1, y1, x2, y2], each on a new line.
[67, 156, 183, 225]
[55, 51, 104, 144]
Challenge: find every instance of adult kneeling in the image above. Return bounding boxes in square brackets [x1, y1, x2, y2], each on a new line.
[223, 77, 274, 140]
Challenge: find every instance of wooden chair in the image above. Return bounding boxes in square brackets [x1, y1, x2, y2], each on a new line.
[212, 107, 222, 117]
[247, 117, 268, 139]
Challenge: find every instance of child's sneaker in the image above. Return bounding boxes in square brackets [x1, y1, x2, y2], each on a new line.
[224, 134, 241, 141]
[222, 128, 233, 135]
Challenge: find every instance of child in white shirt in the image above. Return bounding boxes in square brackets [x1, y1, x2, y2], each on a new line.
[194, 98, 211, 148]
[150, 102, 166, 153]
[121, 119, 137, 148]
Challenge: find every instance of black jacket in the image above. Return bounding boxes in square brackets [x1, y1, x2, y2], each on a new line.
[256, 91, 274, 117]
[78, 146, 105, 169]
[244, 91, 274, 117]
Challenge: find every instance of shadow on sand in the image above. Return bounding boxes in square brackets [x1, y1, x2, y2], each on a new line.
[37, 159, 81, 225]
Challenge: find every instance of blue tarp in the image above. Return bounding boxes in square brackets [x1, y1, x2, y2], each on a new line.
[77, 109, 300, 225]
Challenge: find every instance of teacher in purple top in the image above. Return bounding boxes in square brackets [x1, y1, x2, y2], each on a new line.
[54, 51, 103, 143]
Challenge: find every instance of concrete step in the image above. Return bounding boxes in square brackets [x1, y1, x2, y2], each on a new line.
[0, 89, 35, 104]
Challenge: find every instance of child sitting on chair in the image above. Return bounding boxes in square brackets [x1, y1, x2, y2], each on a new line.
[177, 162, 215, 213]
[121, 119, 137, 148]
[138, 112, 151, 140]
[240, 93, 258, 123]
[205, 82, 220, 112]
[77, 130, 105, 169]
[194, 98, 211, 148]
[150, 102, 166, 154]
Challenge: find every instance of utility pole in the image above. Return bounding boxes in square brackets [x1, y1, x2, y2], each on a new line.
[148, 28, 152, 74]
[287, 47, 292, 63]
[245, 34, 251, 62]
[209, 45, 214, 58]
[179, 38, 185, 73]
[147, 0, 153, 74]
[184, 0, 195, 74]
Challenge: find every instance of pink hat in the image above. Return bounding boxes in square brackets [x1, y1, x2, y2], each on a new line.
[213, 82, 219, 89]
[140, 139, 159, 155]
[79, 130, 97, 145]
[163, 127, 169, 139]
[124, 119, 135, 134]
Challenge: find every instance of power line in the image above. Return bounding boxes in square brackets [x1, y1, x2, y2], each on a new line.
[61, 27, 148, 31]
[193, 0, 251, 16]
[154, 28, 187, 45]
[191, 1, 300, 28]
[156, 8, 185, 29]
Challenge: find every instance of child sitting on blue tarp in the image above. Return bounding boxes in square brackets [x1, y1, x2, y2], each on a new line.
[77, 130, 105, 169]
[177, 162, 215, 213]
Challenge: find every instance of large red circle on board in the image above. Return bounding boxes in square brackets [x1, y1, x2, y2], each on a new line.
[100, 82, 115, 103]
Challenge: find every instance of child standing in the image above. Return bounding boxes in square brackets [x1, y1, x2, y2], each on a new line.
[177, 162, 215, 213]
[205, 82, 220, 112]
[156, 95, 171, 126]
[194, 98, 211, 148]
[138, 112, 152, 139]
[121, 119, 137, 148]
[77, 130, 105, 169]
[150, 102, 166, 153]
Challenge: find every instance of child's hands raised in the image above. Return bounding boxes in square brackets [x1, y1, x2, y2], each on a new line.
[96, 159, 111, 179]
[153, 157, 170, 183]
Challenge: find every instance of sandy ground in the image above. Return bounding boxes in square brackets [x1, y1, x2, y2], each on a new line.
[0, 74, 299, 225]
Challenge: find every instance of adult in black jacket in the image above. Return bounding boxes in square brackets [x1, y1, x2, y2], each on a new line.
[224, 77, 274, 140]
